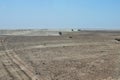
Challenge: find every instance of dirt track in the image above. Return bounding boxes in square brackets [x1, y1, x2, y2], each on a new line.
[0, 38, 41, 80]
[0, 31, 120, 80]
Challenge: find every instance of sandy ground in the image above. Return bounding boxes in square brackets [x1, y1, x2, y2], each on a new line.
[0, 31, 120, 80]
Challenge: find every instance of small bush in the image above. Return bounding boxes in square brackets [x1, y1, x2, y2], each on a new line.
[115, 38, 120, 41]
[59, 32, 62, 35]
[78, 29, 81, 31]
[69, 36, 72, 38]
[71, 29, 74, 31]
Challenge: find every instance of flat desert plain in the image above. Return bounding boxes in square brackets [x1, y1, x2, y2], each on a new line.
[0, 30, 120, 80]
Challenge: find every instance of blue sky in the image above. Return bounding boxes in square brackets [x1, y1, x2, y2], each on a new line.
[0, 0, 120, 29]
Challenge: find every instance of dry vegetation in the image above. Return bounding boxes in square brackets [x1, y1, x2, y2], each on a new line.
[0, 31, 120, 80]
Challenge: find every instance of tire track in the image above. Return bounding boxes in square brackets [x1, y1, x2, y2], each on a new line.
[0, 38, 41, 80]
[0, 42, 31, 80]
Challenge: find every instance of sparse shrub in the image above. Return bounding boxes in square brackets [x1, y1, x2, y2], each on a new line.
[115, 38, 120, 41]
[69, 36, 72, 38]
[43, 43, 46, 46]
[59, 32, 62, 36]
[71, 29, 74, 31]
[63, 46, 66, 48]
[78, 29, 81, 31]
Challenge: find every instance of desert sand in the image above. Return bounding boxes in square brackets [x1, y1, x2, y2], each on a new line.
[0, 30, 120, 80]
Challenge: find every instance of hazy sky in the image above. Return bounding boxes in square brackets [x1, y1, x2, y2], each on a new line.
[0, 0, 120, 29]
